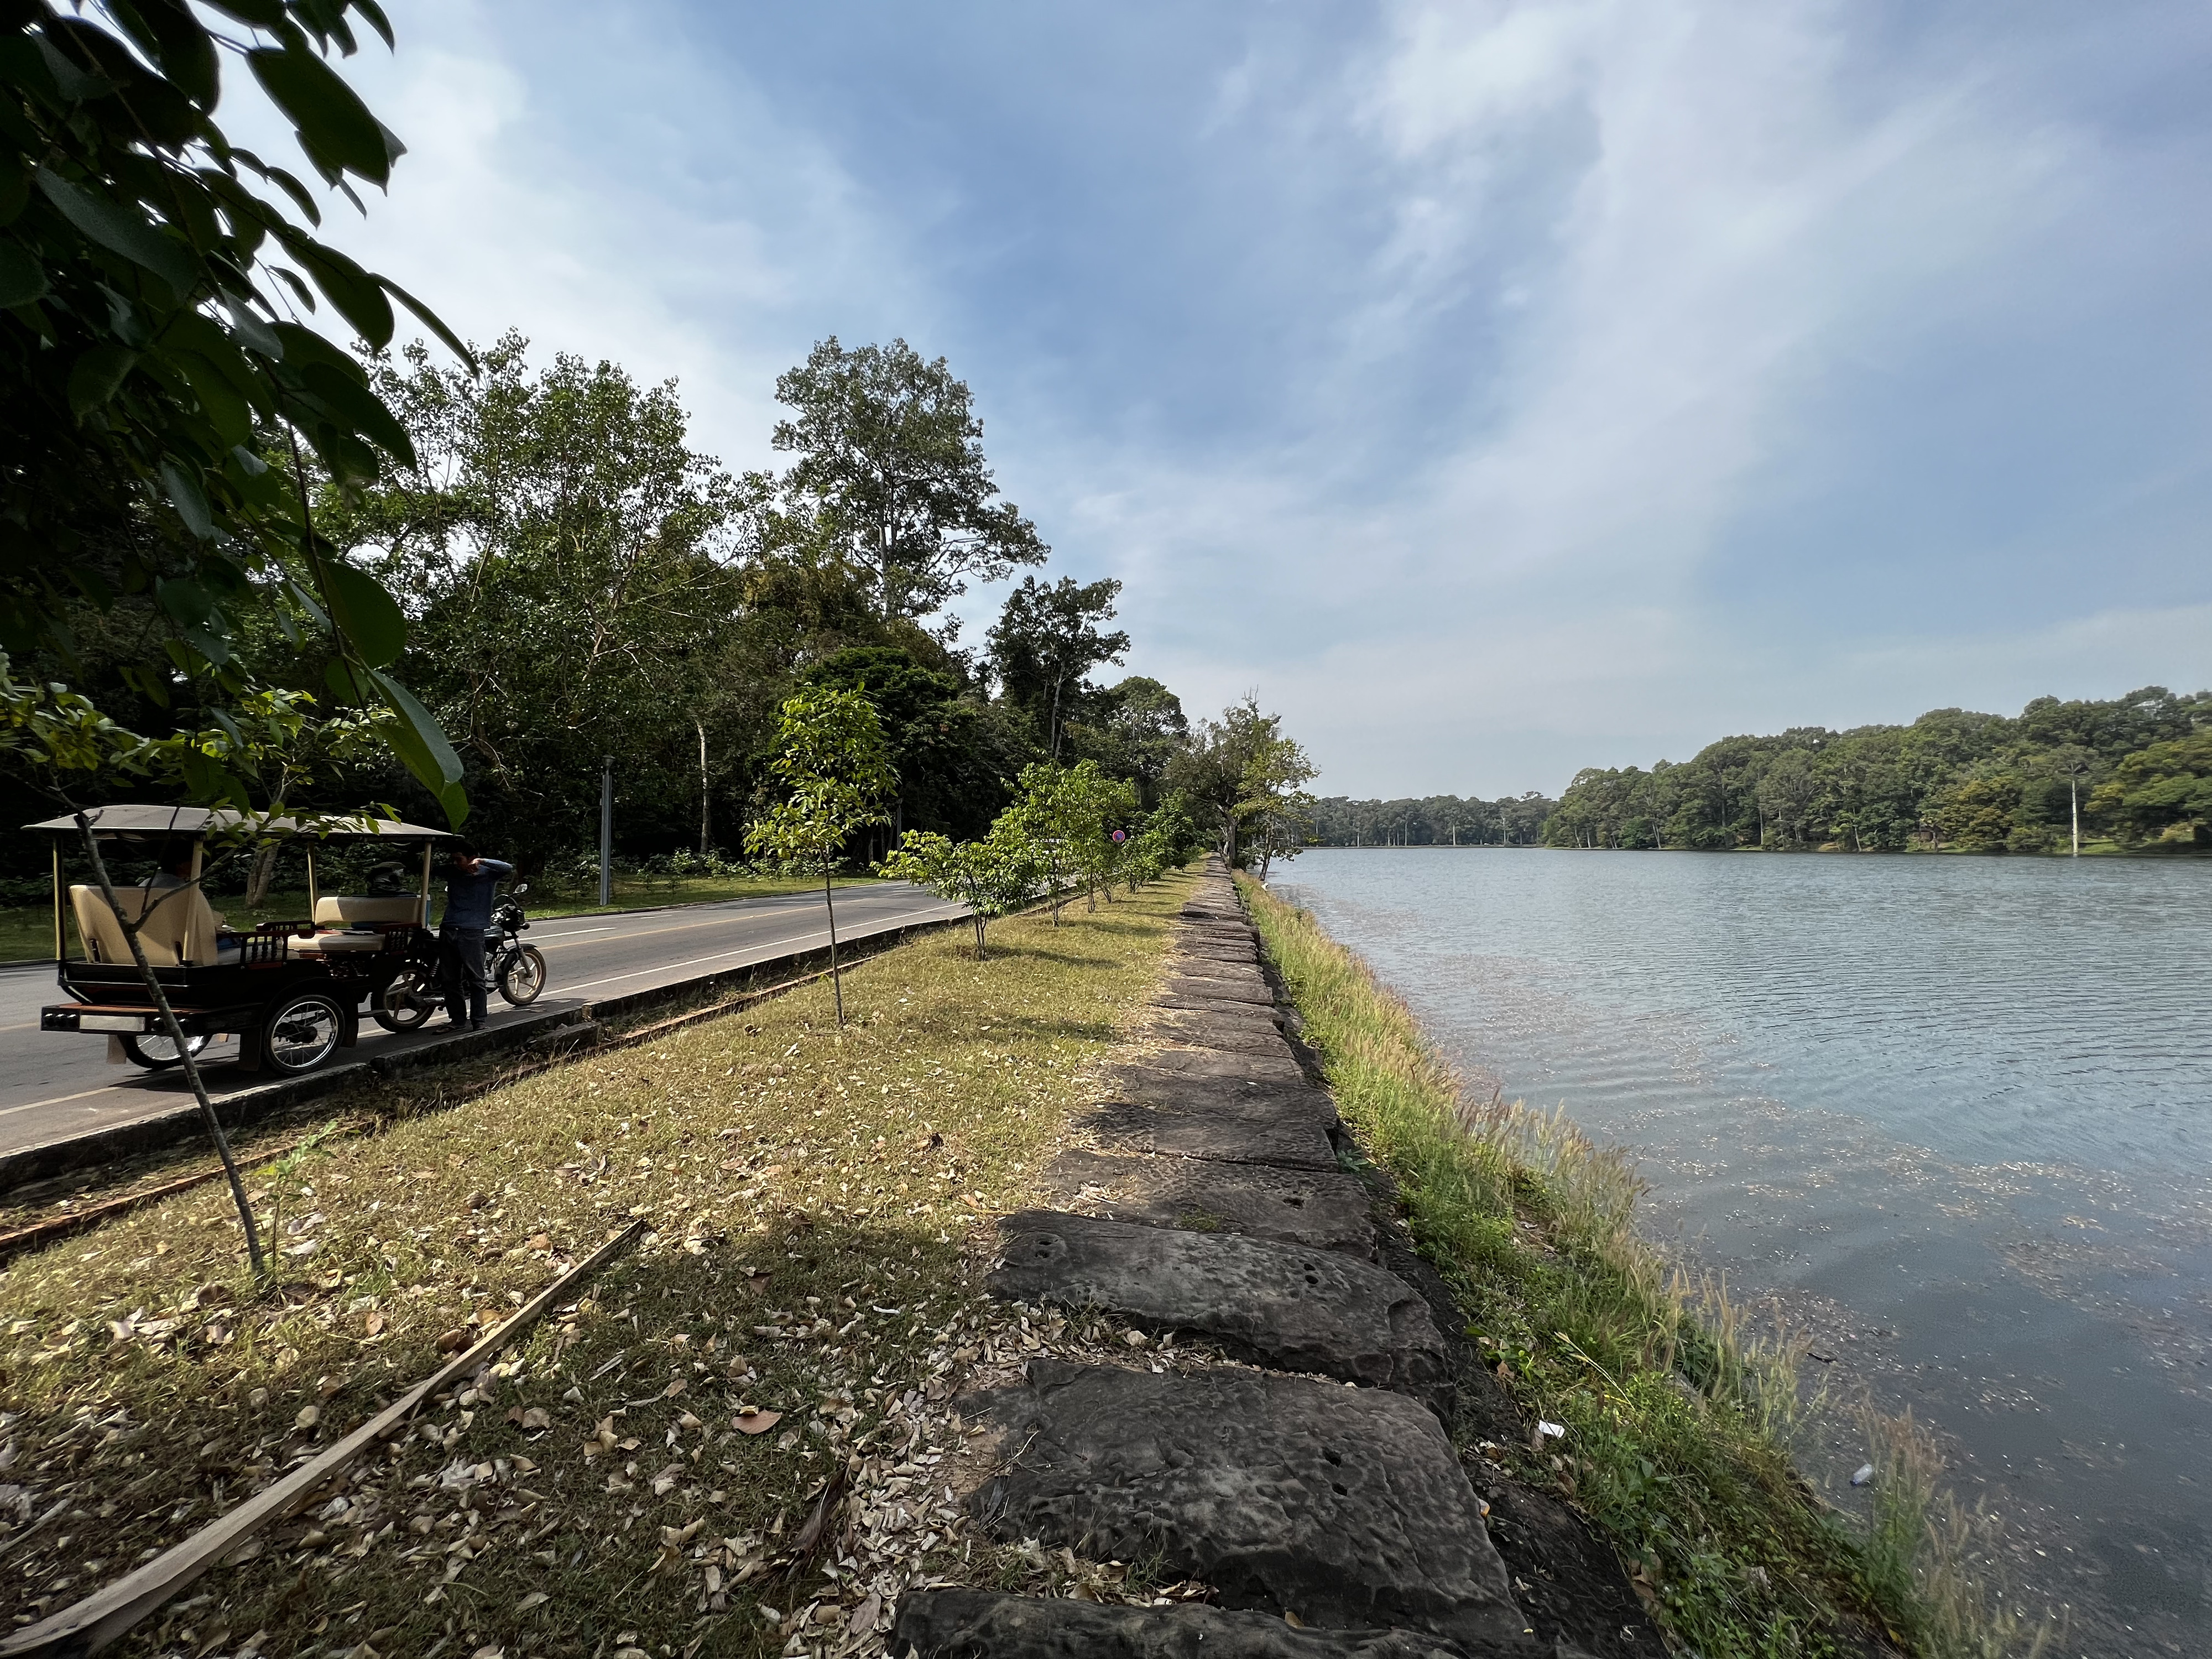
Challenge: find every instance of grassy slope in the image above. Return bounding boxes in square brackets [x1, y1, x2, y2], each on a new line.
[0, 874, 882, 963]
[1240, 873, 1988, 1659]
[0, 877, 1188, 1658]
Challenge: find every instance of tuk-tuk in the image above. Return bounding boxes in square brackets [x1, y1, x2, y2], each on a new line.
[28, 805, 456, 1076]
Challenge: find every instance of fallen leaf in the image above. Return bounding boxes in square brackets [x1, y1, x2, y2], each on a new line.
[521, 1407, 550, 1431]
[295, 1405, 321, 1430]
[848, 1593, 881, 1636]
[662, 1379, 686, 1399]
[733, 1409, 782, 1436]
[436, 1328, 470, 1353]
[516, 1592, 549, 1612]
[527, 1234, 551, 1251]
[364, 1312, 385, 1337]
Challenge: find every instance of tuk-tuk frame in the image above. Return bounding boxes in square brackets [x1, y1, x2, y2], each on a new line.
[27, 806, 456, 1076]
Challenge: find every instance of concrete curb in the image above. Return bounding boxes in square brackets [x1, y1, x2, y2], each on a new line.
[0, 907, 962, 1196]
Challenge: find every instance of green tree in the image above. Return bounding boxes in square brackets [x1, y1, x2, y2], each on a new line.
[987, 575, 1130, 762]
[771, 337, 1046, 628]
[801, 645, 1021, 841]
[878, 820, 1040, 960]
[1166, 696, 1313, 869]
[2088, 729, 2212, 847]
[744, 685, 895, 1027]
[330, 335, 747, 864]
[3, 0, 471, 822]
[1000, 760, 1125, 924]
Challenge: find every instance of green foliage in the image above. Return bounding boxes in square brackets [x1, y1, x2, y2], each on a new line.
[1165, 695, 1313, 872]
[1000, 759, 1134, 919]
[987, 574, 1129, 762]
[2086, 727, 2212, 846]
[1, 1, 469, 821]
[1307, 791, 1558, 847]
[322, 333, 747, 860]
[878, 820, 1041, 958]
[802, 645, 1020, 838]
[772, 336, 1047, 625]
[1540, 687, 2210, 853]
[744, 684, 896, 872]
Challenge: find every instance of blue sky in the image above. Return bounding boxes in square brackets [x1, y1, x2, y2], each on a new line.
[274, 1, 2212, 797]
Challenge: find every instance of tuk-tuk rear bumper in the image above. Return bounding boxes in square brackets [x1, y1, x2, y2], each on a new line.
[42, 1003, 259, 1037]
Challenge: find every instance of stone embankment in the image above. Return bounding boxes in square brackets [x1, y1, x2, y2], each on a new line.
[893, 863, 1636, 1658]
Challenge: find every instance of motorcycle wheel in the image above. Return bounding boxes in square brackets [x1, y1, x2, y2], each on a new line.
[374, 963, 439, 1033]
[121, 1031, 211, 1070]
[497, 945, 547, 1006]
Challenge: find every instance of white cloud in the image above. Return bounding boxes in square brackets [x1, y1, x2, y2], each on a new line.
[226, 0, 922, 474]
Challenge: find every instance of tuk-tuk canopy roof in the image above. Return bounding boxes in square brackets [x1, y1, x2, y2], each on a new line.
[23, 806, 457, 840]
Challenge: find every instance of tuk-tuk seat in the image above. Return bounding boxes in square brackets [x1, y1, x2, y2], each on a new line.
[312, 895, 424, 927]
[70, 884, 236, 967]
[294, 893, 422, 954]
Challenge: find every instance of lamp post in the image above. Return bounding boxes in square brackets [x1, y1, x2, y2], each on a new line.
[599, 757, 613, 907]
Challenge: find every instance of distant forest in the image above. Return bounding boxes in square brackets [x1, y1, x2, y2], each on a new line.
[1540, 686, 2211, 853]
[1308, 794, 1559, 847]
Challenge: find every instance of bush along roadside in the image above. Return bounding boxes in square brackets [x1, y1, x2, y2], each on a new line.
[1237, 874, 2051, 1659]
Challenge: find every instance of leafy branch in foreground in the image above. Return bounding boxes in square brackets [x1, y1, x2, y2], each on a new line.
[3, 0, 471, 820]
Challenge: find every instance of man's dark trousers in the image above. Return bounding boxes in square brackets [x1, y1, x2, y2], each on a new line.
[439, 926, 489, 1025]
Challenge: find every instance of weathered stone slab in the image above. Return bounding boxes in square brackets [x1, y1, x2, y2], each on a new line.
[1156, 988, 1284, 1017]
[1162, 972, 1273, 1005]
[1041, 1147, 1379, 1257]
[1106, 1063, 1337, 1127]
[1177, 941, 1261, 962]
[963, 1363, 1526, 1647]
[891, 1590, 1526, 1659]
[1144, 1013, 1293, 1056]
[992, 1211, 1450, 1407]
[1120, 1046, 1308, 1084]
[1077, 1094, 1338, 1170]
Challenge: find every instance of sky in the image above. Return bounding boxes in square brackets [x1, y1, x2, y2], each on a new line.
[249, 0, 2212, 797]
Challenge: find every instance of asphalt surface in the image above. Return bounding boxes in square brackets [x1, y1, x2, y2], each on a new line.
[0, 881, 964, 1160]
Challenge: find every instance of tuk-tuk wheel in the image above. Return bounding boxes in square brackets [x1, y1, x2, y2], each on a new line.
[263, 990, 345, 1075]
[122, 1032, 212, 1070]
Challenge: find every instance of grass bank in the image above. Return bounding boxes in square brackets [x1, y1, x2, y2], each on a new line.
[1239, 874, 2046, 1659]
[0, 875, 1191, 1659]
[0, 874, 882, 963]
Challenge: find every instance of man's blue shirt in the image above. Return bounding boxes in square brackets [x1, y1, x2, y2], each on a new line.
[440, 859, 514, 930]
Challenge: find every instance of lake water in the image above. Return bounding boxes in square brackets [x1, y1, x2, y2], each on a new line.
[1270, 847, 2212, 1656]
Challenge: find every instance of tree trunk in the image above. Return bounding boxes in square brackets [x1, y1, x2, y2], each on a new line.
[75, 816, 266, 1282]
[823, 862, 844, 1028]
[2070, 778, 2080, 857]
[696, 716, 711, 857]
[244, 841, 281, 909]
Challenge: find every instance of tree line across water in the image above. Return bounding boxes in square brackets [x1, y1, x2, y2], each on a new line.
[1305, 794, 1559, 847]
[1540, 688, 2211, 854]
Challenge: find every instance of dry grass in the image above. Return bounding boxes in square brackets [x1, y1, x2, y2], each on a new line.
[0, 873, 1194, 1659]
[1240, 874, 2053, 1659]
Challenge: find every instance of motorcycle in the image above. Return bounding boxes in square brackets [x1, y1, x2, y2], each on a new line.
[487, 883, 547, 1006]
[372, 880, 546, 1032]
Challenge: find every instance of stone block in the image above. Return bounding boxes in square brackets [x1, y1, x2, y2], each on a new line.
[963, 1363, 1526, 1647]
[891, 1589, 1535, 1658]
[991, 1211, 1450, 1408]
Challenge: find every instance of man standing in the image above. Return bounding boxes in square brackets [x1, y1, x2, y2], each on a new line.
[439, 842, 514, 1030]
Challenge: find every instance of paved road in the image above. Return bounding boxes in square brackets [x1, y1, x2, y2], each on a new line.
[0, 882, 964, 1160]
